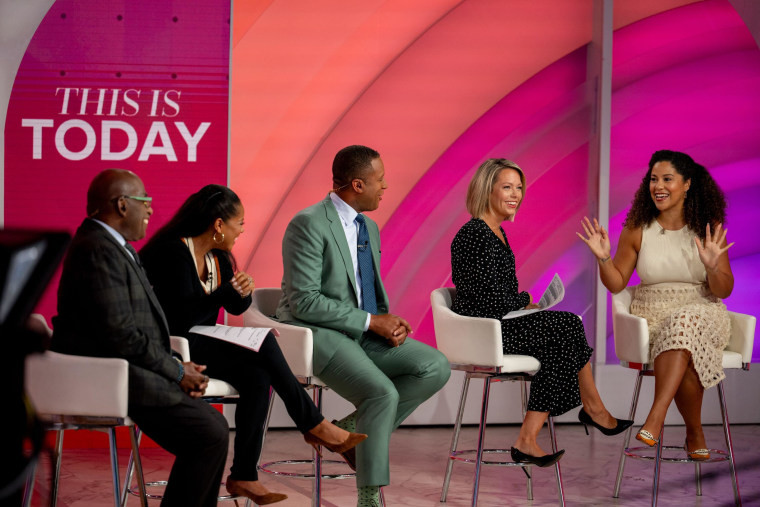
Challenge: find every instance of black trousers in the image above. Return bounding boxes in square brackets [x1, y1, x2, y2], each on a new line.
[190, 332, 324, 480]
[130, 395, 229, 507]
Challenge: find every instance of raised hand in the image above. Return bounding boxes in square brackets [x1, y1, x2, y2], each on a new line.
[231, 271, 254, 298]
[695, 223, 733, 273]
[576, 216, 611, 261]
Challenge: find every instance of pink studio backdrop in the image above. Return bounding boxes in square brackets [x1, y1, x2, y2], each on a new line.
[3, 0, 757, 364]
[4, 0, 231, 323]
[230, 0, 759, 360]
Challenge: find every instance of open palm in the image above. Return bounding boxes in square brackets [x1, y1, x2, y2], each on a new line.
[576, 216, 611, 260]
[695, 223, 733, 272]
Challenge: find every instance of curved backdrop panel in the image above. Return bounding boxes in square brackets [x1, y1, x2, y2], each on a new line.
[230, 0, 759, 360]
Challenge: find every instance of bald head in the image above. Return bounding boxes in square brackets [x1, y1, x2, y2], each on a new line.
[87, 169, 141, 217]
[86, 169, 153, 241]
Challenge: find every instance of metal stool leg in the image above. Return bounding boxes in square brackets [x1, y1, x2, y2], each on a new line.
[128, 427, 148, 507]
[651, 427, 664, 507]
[121, 427, 143, 506]
[471, 377, 491, 507]
[520, 380, 533, 501]
[50, 429, 64, 507]
[441, 373, 471, 502]
[547, 416, 565, 506]
[613, 372, 643, 498]
[107, 428, 121, 507]
[257, 390, 277, 468]
[718, 381, 741, 505]
[22, 458, 37, 507]
[312, 386, 323, 507]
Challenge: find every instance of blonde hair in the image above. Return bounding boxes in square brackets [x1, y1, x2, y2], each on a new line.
[466, 158, 526, 218]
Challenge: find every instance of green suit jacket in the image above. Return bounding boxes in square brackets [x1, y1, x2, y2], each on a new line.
[276, 195, 390, 374]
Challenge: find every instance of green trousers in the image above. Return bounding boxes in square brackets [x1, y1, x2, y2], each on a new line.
[316, 333, 450, 487]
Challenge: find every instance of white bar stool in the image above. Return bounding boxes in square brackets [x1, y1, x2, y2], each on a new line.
[431, 288, 564, 506]
[610, 286, 755, 506]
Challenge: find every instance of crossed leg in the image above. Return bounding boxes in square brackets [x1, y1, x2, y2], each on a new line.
[641, 349, 692, 439]
[514, 361, 619, 457]
[673, 360, 706, 451]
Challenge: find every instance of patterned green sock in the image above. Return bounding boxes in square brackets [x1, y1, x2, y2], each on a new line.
[334, 411, 358, 433]
[357, 485, 380, 507]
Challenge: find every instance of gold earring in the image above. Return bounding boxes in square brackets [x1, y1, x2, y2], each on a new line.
[213, 231, 225, 244]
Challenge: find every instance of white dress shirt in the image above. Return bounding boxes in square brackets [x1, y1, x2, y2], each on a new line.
[329, 192, 371, 331]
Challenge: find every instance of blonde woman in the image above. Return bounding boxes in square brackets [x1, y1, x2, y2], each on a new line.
[451, 159, 631, 467]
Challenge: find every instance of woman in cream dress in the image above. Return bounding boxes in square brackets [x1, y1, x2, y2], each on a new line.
[578, 150, 733, 460]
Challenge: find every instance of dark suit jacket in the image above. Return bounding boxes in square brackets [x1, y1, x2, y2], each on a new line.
[52, 219, 184, 407]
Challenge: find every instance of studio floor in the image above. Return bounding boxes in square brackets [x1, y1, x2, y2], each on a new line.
[25, 423, 760, 506]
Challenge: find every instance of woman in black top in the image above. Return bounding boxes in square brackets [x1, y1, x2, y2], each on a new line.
[450, 159, 631, 467]
[141, 185, 365, 505]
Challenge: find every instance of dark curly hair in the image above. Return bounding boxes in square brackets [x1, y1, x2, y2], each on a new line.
[140, 184, 242, 268]
[623, 150, 727, 238]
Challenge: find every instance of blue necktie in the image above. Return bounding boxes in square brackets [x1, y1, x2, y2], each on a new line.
[355, 214, 378, 314]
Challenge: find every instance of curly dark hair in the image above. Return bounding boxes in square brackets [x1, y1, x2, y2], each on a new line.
[623, 150, 727, 238]
[140, 184, 241, 268]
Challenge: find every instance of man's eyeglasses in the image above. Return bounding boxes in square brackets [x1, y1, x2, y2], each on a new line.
[113, 195, 153, 208]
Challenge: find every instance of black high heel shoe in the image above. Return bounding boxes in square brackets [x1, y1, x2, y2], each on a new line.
[578, 408, 633, 436]
[510, 447, 565, 468]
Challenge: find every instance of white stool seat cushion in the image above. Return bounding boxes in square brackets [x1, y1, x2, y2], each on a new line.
[500, 354, 541, 373]
[431, 288, 542, 374]
[246, 288, 314, 378]
[169, 336, 239, 398]
[612, 286, 756, 371]
[721, 350, 743, 370]
[205, 379, 239, 397]
[25, 351, 129, 418]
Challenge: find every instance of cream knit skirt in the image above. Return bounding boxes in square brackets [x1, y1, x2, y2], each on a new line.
[630, 283, 730, 389]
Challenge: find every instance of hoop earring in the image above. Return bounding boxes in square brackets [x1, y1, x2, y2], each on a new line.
[213, 231, 225, 244]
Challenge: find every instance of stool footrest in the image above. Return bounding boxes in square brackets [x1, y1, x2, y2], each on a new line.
[258, 459, 355, 480]
[449, 448, 538, 468]
[624, 445, 729, 464]
[128, 480, 239, 501]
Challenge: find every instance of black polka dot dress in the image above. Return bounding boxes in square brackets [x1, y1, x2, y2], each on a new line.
[450, 218, 592, 417]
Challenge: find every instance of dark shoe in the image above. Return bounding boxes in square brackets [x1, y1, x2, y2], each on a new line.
[510, 447, 564, 468]
[304, 430, 366, 471]
[578, 408, 633, 436]
[226, 478, 287, 505]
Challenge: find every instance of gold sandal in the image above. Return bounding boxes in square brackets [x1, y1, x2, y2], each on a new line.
[635, 429, 658, 447]
[684, 441, 710, 460]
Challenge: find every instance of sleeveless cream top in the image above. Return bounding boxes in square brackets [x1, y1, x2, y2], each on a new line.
[636, 221, 706, 286]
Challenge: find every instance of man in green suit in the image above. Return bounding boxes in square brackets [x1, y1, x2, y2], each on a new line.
[277, 145, 450, 506]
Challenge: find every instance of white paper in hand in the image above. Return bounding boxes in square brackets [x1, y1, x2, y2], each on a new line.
[189, 324, 270, 352]
[503, 273, 565, 319]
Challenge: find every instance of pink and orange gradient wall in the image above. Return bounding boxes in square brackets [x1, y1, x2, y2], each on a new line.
[230, 0, 760, 360]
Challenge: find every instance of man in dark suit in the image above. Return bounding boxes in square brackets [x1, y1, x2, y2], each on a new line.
[277, 145, 450, 506]
[52, 169, 229, 507]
